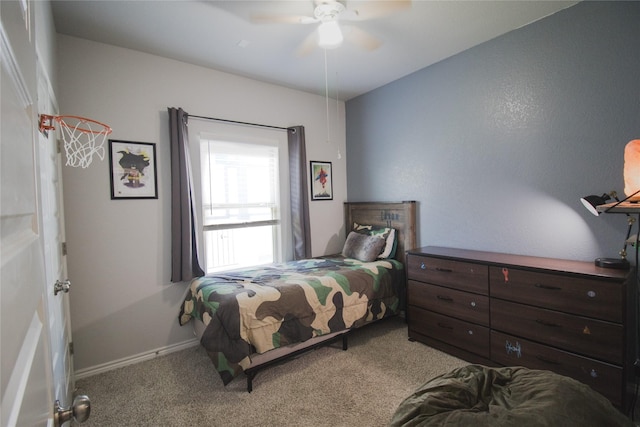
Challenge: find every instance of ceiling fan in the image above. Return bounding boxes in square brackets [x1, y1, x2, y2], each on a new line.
[252, 0, 411, 55]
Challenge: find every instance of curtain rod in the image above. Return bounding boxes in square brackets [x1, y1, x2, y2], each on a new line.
[189, 114, 289, 131]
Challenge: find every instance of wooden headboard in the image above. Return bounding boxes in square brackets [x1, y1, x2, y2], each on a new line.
[344, 201, 417, 262]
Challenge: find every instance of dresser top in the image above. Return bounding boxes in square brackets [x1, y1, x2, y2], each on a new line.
[407, 246, 631, 281]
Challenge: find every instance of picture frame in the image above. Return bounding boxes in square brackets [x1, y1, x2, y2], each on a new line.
[109, 140, 158, 199]
[310, 160, 333, 201]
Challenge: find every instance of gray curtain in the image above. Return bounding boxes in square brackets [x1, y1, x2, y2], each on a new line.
[288, 126, 312, 259]
[168, 107, 205, 282]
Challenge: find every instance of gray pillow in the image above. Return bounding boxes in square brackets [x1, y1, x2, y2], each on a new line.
[341, 231, 386, 262]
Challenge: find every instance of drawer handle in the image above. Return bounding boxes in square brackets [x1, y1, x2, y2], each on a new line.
[436, 295, 453, 302]
[534, 283, 562, 291]
[436, 267, 453, 273]
[535, 319, 562, 328]
[505, 340, 522, 358]
[536, 355, 561, 365]
[437, 322, 453, 330]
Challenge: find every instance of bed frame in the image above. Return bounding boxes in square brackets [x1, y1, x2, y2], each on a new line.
[194, 201, 417, 392]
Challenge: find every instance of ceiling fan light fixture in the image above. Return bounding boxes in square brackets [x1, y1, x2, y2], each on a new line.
[318, 20, 343, 49]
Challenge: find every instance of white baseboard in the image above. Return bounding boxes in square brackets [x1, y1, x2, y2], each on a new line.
[74, 338, 200, 380]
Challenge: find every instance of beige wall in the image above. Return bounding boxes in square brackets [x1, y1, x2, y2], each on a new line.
[57, 35, 347, 374]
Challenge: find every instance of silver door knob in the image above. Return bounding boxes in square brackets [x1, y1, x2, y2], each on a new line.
[54, 395, 91, 426]
[54, 279, 71, 296]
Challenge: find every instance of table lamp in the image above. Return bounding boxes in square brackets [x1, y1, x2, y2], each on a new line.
[580, 191, 633, 269]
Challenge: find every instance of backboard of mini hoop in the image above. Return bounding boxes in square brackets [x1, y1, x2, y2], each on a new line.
[39, 114, 112, 168]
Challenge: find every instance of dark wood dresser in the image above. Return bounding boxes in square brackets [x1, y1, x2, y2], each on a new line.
[406, 246, 635, 409]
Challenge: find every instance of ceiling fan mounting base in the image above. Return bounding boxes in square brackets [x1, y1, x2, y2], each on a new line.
[314, 1, 346, 22]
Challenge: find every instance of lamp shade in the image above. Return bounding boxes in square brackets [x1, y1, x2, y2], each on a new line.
[318, 21, 343, 49]
[624, 139, 640, 201]
[580, 193, 611, 216]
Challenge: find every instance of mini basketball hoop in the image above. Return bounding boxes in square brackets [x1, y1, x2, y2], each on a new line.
[39, 114, 112, 168]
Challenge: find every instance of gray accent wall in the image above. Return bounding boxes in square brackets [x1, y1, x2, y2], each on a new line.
[346, 1, 640, 263]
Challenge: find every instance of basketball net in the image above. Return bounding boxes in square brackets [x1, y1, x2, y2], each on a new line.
[39, 115, 112, 168]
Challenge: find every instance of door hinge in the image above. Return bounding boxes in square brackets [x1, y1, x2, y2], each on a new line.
[62, 242, 67, 256]
[69, 342, 74, 356]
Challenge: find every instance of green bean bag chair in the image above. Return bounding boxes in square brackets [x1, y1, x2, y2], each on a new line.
[390, 365, 633, 427]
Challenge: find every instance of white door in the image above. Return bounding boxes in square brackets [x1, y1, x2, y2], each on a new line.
[1, 1, 80, 425]
[37, 64, 75, 417]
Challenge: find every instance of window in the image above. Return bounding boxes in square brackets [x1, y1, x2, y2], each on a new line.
[191, 122, 290, 274]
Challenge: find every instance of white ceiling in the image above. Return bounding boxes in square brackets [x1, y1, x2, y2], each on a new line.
[50, 0, 579, 101]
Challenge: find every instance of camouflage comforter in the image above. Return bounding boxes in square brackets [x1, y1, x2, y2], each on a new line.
[179, 256, 404, 385]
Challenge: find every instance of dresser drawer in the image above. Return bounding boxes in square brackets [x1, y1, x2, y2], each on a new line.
[407, 255, 488, 294]
[491, 299, 623, 364]
[489, 266, 622, 322]
[491, 331, 622, 407]
[408, 305, 490, 358]
[408, 280, 490, 326]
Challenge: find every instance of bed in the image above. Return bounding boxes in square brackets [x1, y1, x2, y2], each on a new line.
[179, 201, 417, 391]
[390, 365, 633, 427]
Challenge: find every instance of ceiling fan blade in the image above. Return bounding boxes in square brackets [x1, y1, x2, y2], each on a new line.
[295, 31, 319, 56]
[344, 25, 382, 51]
[251, 14, 318, 24]
[343, 0, 411, 21]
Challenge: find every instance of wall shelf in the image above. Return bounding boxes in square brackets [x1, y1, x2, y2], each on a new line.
[596, 202, 640, 214]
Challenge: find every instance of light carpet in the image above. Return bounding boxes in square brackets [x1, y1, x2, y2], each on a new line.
[75, 317, 467, 427]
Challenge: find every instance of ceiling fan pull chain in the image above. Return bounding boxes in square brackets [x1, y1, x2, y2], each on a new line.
[336, 70, 342, 160]
[325, 48, 330, 145]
